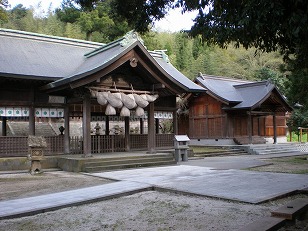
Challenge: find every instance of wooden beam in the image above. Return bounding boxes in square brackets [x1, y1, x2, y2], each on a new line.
[134, 53, 179, 95]
[125, 116, 130, 151]
[105, 116, 110, 135]
[83, 94, 92, 157]
[147, 102, 156, 153]
[88, 86, 156, 94]
[248, 111, 252, 144]
[64, 106, 70, 154]
[273, 112, 277, 144]
[155, 118, 159, 134]
[140, 118, 144, 134]
[29, 106, 35, 136]
[70, 51, 135, 89]
[1, 117, 7, 136]
[173, 110, 178, 135]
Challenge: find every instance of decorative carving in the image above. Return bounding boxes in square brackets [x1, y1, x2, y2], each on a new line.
[120, 31, 144, 47]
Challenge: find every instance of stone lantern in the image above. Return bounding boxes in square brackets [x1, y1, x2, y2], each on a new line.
[27, 135, 47, 174]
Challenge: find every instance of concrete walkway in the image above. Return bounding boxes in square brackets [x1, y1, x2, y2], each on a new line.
[1, 152, 308, 220]
[0, 181, 151, 220]
[92, 165, 308, 204]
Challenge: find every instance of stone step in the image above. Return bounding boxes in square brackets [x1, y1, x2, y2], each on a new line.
[7, 122, 57, 136]
[246, 144, 301, 155]
[256, 150, 300, 155]
[84, 156, 174, 167]
[250, 145, 298, 150]
[84, 159, 176, 172]
[194, 149, 248, 157]
[234, 136, 266, 145]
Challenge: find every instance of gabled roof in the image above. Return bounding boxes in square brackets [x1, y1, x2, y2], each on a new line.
[196, 74, 292, 112]
[0, 28, 204, 94]
[0, 28, 102, 80]
[196, 75, 252, 104]
[42, 31, 205, 93]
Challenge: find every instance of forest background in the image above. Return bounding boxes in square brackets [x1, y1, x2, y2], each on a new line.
[0, 0, 306, 134]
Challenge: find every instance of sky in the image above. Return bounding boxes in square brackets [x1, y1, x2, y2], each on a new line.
[7, 0, 197, 32]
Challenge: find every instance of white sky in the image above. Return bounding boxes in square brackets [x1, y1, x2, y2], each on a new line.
[7, 0, 196, 32]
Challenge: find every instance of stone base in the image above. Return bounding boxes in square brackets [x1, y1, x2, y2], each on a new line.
[30, 160, 43, 175]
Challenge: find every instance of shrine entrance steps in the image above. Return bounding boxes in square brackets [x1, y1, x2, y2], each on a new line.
[192, 148, 248, 158]
[245, 143, 303, 155]
[233, 136, 266, 145]
[58, 152, 176, 173]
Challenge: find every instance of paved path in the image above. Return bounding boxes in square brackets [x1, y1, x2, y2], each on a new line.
[1, 152, 307, 220]
[0, 181, 151, 220]
[184, 152, 306, 170]
[92, 165, 308, 204]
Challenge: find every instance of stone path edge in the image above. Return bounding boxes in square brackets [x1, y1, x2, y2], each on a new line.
[0, 186, 153, 220]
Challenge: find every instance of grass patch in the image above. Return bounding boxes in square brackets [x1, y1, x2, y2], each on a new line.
[246, 155, 308, 174]
[273, 156, 308, 164]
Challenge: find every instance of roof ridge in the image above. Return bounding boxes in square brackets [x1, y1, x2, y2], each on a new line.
[0, 28, 104, 49]
[85, 31, 145, 58]
[234, 80, 271, 88]
[149, 50, 170, 63]
[198, 74, 251, 83]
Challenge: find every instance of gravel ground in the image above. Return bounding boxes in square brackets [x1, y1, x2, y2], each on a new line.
[0, 190, 307, 231]
[0, 171, 112, 201]
[0, 156, 307, 231]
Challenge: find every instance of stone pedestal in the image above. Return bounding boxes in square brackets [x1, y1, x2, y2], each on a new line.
[29, 147, 44, 174]
[30, 160, 42, 174]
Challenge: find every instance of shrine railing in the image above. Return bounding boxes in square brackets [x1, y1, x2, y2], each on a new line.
[0, 136, 65, 157]
[0, 133, 174, 157]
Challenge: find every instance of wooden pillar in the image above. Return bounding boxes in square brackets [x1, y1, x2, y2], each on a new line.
[139, 118, 144, 134]
[273, 112, 277, 144]
[124, 116, 130, 151]
[247, 111, 252, 144]
[173, 110, 178, 135]
[257, 117, 261, 136]
[29, 106, 35, 135]
[1, 117, 7, 136]
[155, 118, 159, 134]
[147, 102, 156, 153]
[105, 116, 110, 135]
[64, 106, 70, 154]
[83, 94, 92, 157]
[299, 127, 302, 142]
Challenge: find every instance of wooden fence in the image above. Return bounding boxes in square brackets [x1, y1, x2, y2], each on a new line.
[0, 134, 174, 157]
[0, 136, 64, 157]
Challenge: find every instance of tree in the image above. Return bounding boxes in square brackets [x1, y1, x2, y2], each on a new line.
[56, 0, 131, 41]
[108, 1, 308, 68]
[0, 0, 8, 22]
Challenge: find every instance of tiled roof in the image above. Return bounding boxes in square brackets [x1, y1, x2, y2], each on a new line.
[196, 74, 291, 111]
[0, 28, 102, 80]
[0, 29, 204, 93]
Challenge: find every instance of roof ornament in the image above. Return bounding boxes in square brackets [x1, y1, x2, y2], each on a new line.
[198, 72, 205, 80]
[161, 50, 170, 63]
[153, 50, 170, 63]
[120, 31, 144, 47]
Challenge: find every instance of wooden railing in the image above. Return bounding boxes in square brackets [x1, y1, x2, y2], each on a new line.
[0, 133, 174, 157]
[91, 135, 126, 153]
[156, 133, 174, 148]
[130, 134, 148, 150]
[0, 136, 65, 157]
[0, 136, 28, 157]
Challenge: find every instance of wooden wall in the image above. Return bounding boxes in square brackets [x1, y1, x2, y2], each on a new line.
[185, 93, 288, 139]
[188, 94, 227, 138]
